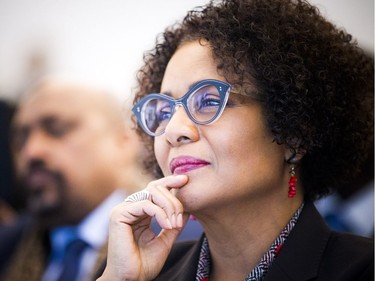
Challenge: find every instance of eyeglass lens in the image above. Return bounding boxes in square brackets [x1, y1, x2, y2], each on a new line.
[143, 84, 224, 135]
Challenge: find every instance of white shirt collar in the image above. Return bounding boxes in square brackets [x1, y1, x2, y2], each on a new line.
[76, 189, 126, 249]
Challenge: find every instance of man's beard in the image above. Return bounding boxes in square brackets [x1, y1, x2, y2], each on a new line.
[22, 160, 68, 225]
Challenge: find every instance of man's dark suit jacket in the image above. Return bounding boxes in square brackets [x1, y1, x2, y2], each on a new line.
[96, 202, 374, 281]
[0, 213, 32, 275]
[0, 214, 107, 281]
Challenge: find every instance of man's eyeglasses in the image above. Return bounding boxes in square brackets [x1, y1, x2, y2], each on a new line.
[132, 79, 232, 137]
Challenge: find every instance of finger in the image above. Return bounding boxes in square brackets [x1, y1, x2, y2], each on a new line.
[154, 212, 191, 248]
[149, 174, 188, 191]
[121, 175, 188, 228]
[148, 185, 184, 228]
[121, 199, 174, 230]
[146, 175, 188, 227]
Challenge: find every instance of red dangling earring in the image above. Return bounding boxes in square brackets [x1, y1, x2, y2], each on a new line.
[288, 164, 297, 198]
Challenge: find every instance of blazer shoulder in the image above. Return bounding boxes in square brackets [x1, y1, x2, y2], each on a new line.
[319, 232, 374, 281]
[327, 231, 373, 252]
[265, 202, 373, 281]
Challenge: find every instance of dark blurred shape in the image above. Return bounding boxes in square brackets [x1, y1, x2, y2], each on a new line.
[315, 148, 374, 237]
[0, 101, 15, 202]
[0, 100, 24, 214]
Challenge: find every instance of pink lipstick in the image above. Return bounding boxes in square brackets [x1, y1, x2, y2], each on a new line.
[170, 156, 210, 175]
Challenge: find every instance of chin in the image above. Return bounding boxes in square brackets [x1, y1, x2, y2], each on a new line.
[29, 196, 58, 216]
[173, 190, 197, 212]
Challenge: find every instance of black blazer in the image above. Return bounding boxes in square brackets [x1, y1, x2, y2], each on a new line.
[153, 202, 374, 281]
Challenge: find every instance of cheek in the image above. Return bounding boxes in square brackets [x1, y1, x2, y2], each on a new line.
[154, 139, 169, 174]
[212, 133, 251, 176]
[60, 135, 101, 165]
[50, 141, 95, 185]
[213, 116, 282, 174]
[15, 155, 26, 176]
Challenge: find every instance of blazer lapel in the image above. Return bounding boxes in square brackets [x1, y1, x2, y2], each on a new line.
[264, 202, 331, 281]
[155, 236, 204, 281]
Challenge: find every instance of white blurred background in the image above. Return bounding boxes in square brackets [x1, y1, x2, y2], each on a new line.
[0, 0, 373, 104]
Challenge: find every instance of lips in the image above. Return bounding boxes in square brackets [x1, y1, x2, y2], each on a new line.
[26, 168, 58, 190]
[170, 156, 210, 175]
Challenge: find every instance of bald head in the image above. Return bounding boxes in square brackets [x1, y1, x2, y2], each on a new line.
[22, 78, 126, 127]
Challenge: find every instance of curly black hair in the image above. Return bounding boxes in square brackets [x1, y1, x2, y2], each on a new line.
[133, 0, 374, 201]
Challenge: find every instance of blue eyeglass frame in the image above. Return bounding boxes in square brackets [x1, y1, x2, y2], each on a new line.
[132, 79, 232, 137]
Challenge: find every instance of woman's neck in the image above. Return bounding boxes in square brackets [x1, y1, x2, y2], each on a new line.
[198, 195, 304, 281]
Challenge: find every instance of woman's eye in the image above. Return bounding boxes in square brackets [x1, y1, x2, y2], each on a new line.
[157, 105, 172, 121]
[196, 93, 220, 111]
[202, 95, 220, 106]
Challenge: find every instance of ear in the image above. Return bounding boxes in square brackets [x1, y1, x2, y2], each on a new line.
[284, 147, 305, 164]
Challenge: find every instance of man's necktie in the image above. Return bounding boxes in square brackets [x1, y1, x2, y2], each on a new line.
[57, 238, 89, 281]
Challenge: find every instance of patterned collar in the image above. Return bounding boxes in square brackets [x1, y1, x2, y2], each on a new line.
[196, 203, 305, 281]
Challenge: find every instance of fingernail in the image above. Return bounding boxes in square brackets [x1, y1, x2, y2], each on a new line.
[165, 218, 173, 229]
[175, 175, 188, 181]
[171, 213, 176, 228]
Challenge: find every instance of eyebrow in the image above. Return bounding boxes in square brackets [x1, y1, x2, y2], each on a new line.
[160, 81, 200, 97]
[160, 91, 173, 97]
[13, 115, 74, 130]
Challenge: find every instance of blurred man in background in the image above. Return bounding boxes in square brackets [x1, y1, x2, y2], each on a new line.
[0, 74, 152, 281]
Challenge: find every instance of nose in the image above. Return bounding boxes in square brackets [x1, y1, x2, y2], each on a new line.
[164, 105, 199, 146]
[21, 130, 49, 162]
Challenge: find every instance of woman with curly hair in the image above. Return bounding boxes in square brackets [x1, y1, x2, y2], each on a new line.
[97, 0, 373, 280]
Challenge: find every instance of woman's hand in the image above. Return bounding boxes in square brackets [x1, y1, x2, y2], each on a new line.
[97, 174, 189, 281]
